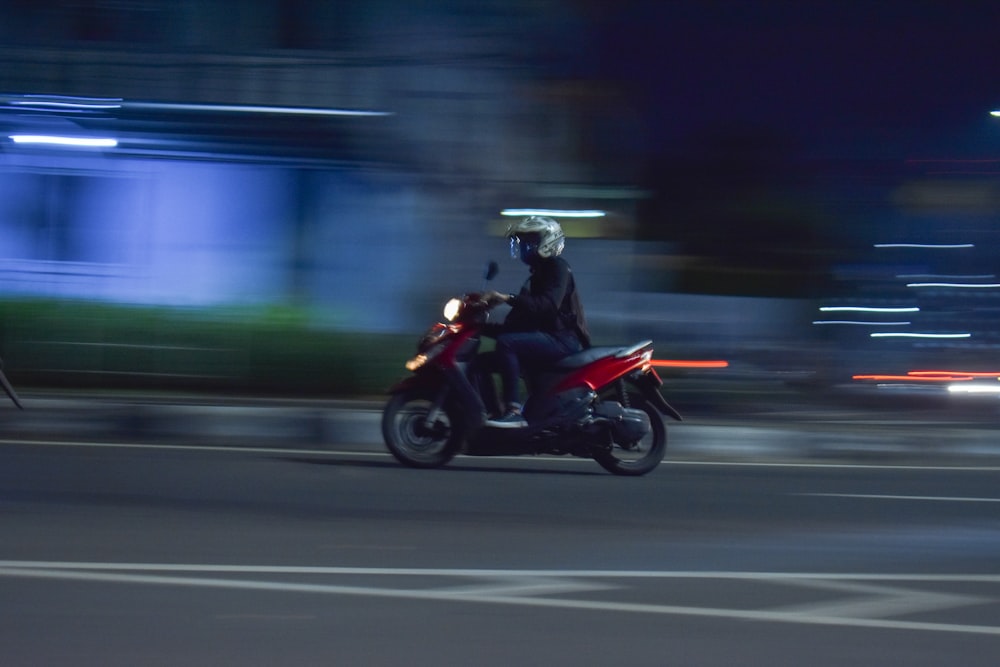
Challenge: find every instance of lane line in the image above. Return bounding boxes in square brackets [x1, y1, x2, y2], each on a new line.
[667, 460, 1000, 472]
[0, 438, 385, 458]
[3, 560, 1000, 581]
[4, 439, 1000, 471]
[803, 493, 1000, 503]
[0, 564, 998, 637]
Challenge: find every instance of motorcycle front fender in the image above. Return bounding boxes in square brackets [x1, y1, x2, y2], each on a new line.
[387, 371, 436, 396]
[387, 365, 486, 428]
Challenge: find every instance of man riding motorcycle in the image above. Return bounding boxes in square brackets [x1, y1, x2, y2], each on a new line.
[481, 216, 591, 428]
[381, 216, 681, 475]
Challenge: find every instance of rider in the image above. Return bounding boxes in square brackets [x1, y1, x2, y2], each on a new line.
[482, 216, 591, 428]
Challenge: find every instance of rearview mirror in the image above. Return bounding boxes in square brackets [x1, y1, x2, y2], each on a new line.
[484, 261, 499, 282]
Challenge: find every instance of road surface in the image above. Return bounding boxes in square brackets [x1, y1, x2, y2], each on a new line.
[2, 437, 999, 666]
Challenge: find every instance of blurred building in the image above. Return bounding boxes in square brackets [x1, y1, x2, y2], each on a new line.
[3, 1, 997, 388]
[0, 0, 644, 332]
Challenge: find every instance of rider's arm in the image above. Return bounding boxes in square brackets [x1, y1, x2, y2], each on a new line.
[508, 259, 569, 321]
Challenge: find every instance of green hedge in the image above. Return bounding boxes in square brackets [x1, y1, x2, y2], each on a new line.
[0, 299, 415, 397]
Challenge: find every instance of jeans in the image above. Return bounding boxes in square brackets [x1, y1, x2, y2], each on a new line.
[494, 329, 583, 408]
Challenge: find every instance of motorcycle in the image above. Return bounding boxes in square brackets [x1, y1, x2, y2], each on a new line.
[381, 262, 681, 476]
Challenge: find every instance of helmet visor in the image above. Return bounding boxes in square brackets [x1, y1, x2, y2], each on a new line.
[509, 233, 540, 262]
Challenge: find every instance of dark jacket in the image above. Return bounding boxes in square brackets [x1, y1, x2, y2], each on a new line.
[503, 256, 591, 348]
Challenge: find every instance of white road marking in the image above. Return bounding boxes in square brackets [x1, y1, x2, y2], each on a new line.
[426, 575, 610, 599]
[4, 562, 1000, 581]
[5, 438, 1000, 471]
[0, 438, 388, 458]
[214, 613, 317, 621]
[0, 562, 997, 636]
[669, 460, 1000, 472]
[766, 577, 985, 619]
[803, 493, 1000, 503]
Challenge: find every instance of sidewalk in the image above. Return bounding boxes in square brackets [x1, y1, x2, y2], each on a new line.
[1, 388, 998, 465]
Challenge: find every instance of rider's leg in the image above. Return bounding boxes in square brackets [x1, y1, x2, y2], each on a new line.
[488, 331, 579, 428]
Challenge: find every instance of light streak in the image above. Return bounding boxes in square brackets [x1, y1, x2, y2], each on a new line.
[948, 384, 1000, 395]
[896, 274, 995, 280]
[4, 94, 391, 117]
[854, 370, 1000, 383]
[906, 283, 1000, 288]
[651, 360, 729, 369]
[819, 306, 919, 313]
[10, 95, 122, 110]
[125, 101, 393, 117]
[853, 374, 973, 382]
[870, 332, 970, 339]
[812, 321, 911, 326]
[874, 243, 974, 249]
[501, 209, 606, 218]
[9, 135, 118, 147]
[909, 370, 1000, 378]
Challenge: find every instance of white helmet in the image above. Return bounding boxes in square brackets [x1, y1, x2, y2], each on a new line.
[506, 216, 565, 261]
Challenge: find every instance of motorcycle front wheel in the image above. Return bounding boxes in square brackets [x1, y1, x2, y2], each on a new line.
[382, 388, 463, 468]
[592, 392, 667, 476]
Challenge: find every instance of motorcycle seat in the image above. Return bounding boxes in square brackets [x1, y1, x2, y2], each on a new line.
[550, 346, 625, 369]
[549, 340, 653, 370]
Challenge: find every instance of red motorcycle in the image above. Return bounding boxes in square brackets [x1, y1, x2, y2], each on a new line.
[382, 263, 681, 476]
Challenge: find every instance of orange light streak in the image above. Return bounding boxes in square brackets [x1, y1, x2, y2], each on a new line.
[652, 359, 729, 369]
[852, 374, 973, 382]
[908, 370, 1000, 378]
[853, 369, 1000, 383]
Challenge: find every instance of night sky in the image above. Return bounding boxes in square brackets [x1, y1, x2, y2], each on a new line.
[585, 0, 1000, 159]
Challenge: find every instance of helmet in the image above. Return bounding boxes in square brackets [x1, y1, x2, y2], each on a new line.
[507, 216, 565, 263]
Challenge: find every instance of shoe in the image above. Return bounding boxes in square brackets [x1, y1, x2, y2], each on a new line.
[484, 409, 528, 429]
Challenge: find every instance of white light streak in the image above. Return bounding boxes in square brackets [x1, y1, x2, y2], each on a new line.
[871, 333, 971, 339]
[5, 95, 391, 117]
[803, 493, 1000, 503]
[9, 135, 118, 148]
[874, 243, 974, 249]
[896, 274, 995, 280]
[812, 321, 911, 326]
[907, 283, 1000, 289]
[819, 306, 920, 313]
[992, 110, 1000, 117]
[948, 383, 1000, 395]
[11, 99, 121, 110]
[501, 209, 606, 218]
[125, 101, 392, 117]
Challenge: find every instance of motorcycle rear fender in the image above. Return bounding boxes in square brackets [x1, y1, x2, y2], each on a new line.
[628, 368, 682, 421]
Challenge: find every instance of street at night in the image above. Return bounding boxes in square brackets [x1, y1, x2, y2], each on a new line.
[3, 2, 1000, 664]
[2, 435, 999, 666]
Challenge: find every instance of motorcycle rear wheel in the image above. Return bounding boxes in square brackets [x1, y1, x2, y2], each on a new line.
[382, 389, 463, 468]
[592, 392, 666, 476]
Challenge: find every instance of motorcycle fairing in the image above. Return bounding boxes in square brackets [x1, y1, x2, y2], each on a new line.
[551, 340, 655, 394]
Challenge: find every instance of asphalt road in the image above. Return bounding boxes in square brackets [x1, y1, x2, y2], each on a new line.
[2, 437, 999, 666]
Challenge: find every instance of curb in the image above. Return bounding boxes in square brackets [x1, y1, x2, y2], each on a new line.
[1, 392, 998, 465]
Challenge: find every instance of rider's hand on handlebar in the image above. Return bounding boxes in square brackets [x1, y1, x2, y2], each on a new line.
[482, 290, 511, 306]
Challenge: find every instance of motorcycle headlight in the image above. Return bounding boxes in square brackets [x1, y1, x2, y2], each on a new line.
[443, 298, 462, 322]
